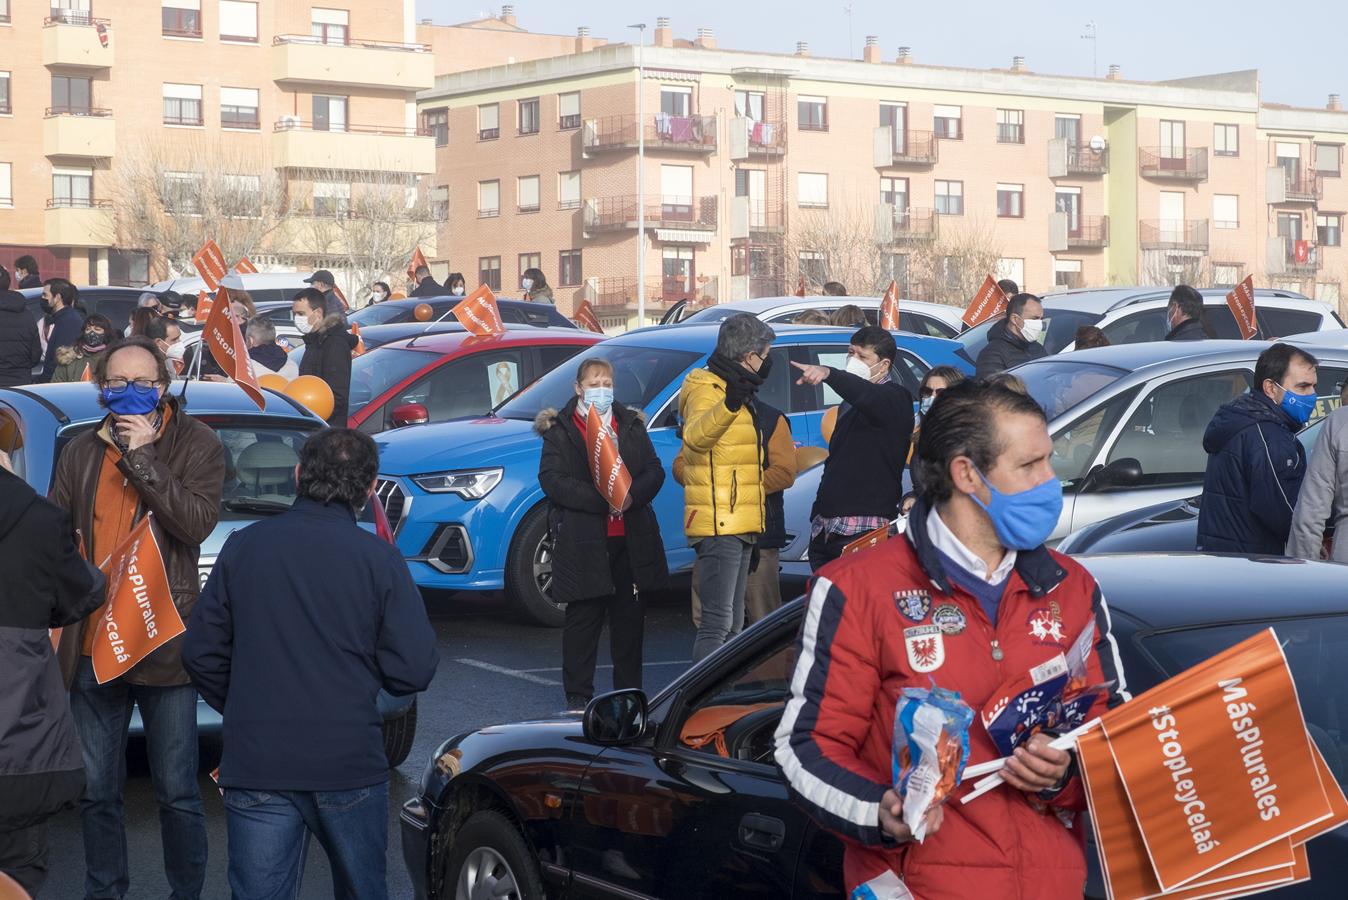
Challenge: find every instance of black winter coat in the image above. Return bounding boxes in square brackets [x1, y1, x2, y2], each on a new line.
[1165, 318, 1209, 341]
[974, 318, 1047, 378]
[298, 315, 352, 425]
[40, 305, 83, 382]
[18, 274, 42, 290]
[0, 290, 40, 387]
[536, 398, 669, 603]
[410, 277, 442, 298]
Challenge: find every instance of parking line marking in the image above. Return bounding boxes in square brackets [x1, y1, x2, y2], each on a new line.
[452, 658, 561, 686]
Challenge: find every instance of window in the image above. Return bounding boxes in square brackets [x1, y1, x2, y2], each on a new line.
[1214, 123, 1238, 157]
[162, 83, 203, 126]
[313, 181, 350, 217]
[735, 90, 765, 122]
[518, 97, 540, 135]
[479, 256, 501, 291]
[935, 180, 963, 215]
[161, 0, 201, 37]
[478, 103, 499, 141]
[1318, 215, 1342, 247]
[1050, 387, 1138, 485]
[558, 92, 580, 130]
[220, 87, 259, 129]
[676, 631, 797, 763]
[1211, 263, 1243, 289]
[797, 172, 828, 208]
[516, 175, 540, 213]
[311, 7, 348, 45]
[558, 249, 582, 286]
[518, 253, 541, 285]
[1160, 120, 1186, 158]
[429, 184, 448, 221]
[662, 246, 694, 300]
[0, 163, 11, 208]
[389, 348, 528, 426]
[52, 167, 93, 207]
[311, 95, 347, 132]
[218, 0, 257, 41]
[1212, 194, 1239, 230]
[933, 104, 962, 140]
[996, 183, 1024, 218]
[661, 164, 694, 210]
[1055, 114, 1081, 144]
[558, 170, 580, 210]
[660, 86, 692, 118]
[109, 250, 149, 287]
[51, 75, 92, 115]
[797, 95, 827, 131]
[1053, 258, 1082, 289]
[1316, 144, 1342, 176]
[0, 72, 9, 115]
[798, 250, 826, 286]
[0, 0, 8, 23]
[163, 171, 202, 214]
[1317, 283, 1342, 307]
[996, 108, 1024, 144]
[880, 176, 908, 208]
[476, 180, 500, 218]
[423, 108, 448, 146]
[1056, 187, 1082, 233]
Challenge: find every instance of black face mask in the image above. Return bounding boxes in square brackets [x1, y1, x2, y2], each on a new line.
[40, 299, 54, 316]
[754, 352, 774, 381]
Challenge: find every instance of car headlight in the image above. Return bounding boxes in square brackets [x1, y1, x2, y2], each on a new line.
[410, 467, 503, 499]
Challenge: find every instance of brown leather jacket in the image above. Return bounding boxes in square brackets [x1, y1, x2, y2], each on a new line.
[52, 398, 225, 687]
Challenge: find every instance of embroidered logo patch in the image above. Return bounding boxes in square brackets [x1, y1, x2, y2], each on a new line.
[931, 603, 967, 635]
[894, 590, 931, 623]
[1026, 608, 1066, 644]
[904, 624, 945, 673]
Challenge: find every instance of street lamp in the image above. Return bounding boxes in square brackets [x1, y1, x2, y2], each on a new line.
[629, 22, 647, 326]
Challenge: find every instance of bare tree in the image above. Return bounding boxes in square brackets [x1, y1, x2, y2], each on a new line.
[905, 216, 1004, 305]
[786, 199, 891, 295]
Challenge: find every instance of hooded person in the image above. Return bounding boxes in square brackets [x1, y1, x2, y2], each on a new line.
[50, 313, 113, 383]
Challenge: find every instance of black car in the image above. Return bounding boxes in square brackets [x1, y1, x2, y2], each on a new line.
[349, 296, 575, 331]
[400, 554, 1348, 899]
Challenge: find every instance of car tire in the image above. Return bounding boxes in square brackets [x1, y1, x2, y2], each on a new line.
[445, 810, 544, 900]
[505, 506, 565, 628]
[382, 696, 418, 768]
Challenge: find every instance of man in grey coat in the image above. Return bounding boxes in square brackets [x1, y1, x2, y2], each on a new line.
[1287, 382, 1348, 561]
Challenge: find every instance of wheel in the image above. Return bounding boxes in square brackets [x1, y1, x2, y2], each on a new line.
[382, 696, 418, 768]
[505, 506, 565, 628]
[445, 810, 544, 900]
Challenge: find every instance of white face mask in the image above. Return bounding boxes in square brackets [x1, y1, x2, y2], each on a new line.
[844, 355, 881, 382]
[521, 278, 534, 292]
[1019, 317, 1045, 343]
[293, 313, 315, 335]
[451, 286, 465, 296]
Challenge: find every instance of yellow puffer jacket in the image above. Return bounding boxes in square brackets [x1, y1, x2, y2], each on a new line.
[678, 367, 764, 538]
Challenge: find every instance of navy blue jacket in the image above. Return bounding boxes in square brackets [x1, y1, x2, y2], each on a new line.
[1197, 392, 1307, 554]
[182, 498, 438, 791]
[41, 305, 83, 383]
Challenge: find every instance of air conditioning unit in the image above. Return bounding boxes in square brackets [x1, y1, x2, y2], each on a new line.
[279, 115, 301, 130]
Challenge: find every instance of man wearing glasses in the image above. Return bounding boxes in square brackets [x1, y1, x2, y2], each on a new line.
[50, 335, 224, 900]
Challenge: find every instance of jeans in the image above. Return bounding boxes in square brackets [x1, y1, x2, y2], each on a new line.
[0, 824, 48, 897]
[69, 657, 206, 900]
[691, 536, 754, 663]
[562, 539, 646, 702]
[690, 548, 782, 629]
[808, 530, 857, 573]
[224, 783, 389, 900]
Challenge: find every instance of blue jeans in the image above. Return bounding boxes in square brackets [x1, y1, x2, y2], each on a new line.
[224, 783, 389, 900]
[69, 657, 206, 900]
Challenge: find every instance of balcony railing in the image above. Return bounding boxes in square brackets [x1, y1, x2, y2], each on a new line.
[44, 12, 108, 27]
[1139, 219, 1210, 251]
[875, 205, 938, 243]
[1067, 215, 1110, 249]
[875, 128, 939, 167]
[273, 119, 429, 137]
[583, 114, 718, 154]
[46, 197, 112, 209]
[45, 106, 111, 118]
[1279, 239, 1321, 276]
[584, 195, 718, 234]
[1048, 139, 1109, 177]
[1283, 170, 1324, 203]
[1139, 147, 1209, 182]
[271, 33, 430, 53]
[747, 119, 785, 154]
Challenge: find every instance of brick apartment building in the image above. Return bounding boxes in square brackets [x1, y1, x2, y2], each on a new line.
[417, 18, 1348, 328]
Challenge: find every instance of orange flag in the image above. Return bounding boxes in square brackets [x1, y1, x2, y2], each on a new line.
[233, 256, 258, 275]
[406, 246, 429, 282]
[961, 275, 1009, 329]
[191, 239, 227, 292]
[572, 299, 604, 334]
[80, 362, 92, 382]
[204, 286, 266, 410]
[794, 275, 806, 297]
[351, 321, 366, 356]
[452, 284, 506, 336]
[1227, 274, 1258, 340]
[90, 515, 183, 685]
[331, 283, 349, 312]
[585, 404, 632, 511]
[879, 280, 901, 330]
[194, 290, 213, 324]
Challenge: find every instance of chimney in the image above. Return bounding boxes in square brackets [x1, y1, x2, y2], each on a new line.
[500, 5, 516, 26]
[795, 41, 810, 57]
[418, 17, 432, 25]
[576, 25, 591, 52]
[863, 34, 880, 63]
[1106, 64, 1121, 80]
[1330, 93, 1343, 111]
[695, 27, 716, 49]
[654, 16, 673, 48]
[1010, 55, 1027, 73]
[896, 45, 912, 64]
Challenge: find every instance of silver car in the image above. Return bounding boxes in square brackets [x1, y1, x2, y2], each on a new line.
[676, 295, 967, 338]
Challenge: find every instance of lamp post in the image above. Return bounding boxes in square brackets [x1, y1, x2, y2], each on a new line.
[629, 22, 647, 326]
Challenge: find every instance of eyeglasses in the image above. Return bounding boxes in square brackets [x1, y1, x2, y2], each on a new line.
[102, 378, 159, 392]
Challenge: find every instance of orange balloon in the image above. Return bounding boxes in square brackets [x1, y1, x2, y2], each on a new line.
[391, 291, 407, 300]
[283, 375, 335, 421]
[414, 302, 434, 322]
[257, 373, 288, 392]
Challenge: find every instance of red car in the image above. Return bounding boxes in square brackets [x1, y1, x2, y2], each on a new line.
[348, 327, 604, 434]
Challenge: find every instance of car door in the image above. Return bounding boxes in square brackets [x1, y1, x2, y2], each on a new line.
[372, 348, 529, 431]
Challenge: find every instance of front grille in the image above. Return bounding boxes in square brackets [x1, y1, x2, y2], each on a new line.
[375, 479, 408, 533]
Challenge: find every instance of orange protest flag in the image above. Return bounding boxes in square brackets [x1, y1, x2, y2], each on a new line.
[1226, 274, 1258, 340]
[191, 239, 228, 292]
[331, 284, 349, 312]
[842, 523, 891, 556]
[351, 322, 366, 357]
[233, 256, 258, 275]
[195, 290, 213, 324]
[452, 284, 506, 336]
[407, 246, 429, 282]
[879, 280, 901, 331]
[90, 515, 183, 685]
[961, 275, 1009, 329]
[204, 286, 266, 411]
[80, 362, 92, 382]
[794, 275, 806, 298]
[572, 299, 604, 334]
[585, 404, 632, 511]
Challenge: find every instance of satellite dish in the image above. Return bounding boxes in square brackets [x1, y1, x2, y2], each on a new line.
[1089, 135, 1106, 153]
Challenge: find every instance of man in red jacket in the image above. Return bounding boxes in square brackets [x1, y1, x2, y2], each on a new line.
[775, 380, 1129, 900]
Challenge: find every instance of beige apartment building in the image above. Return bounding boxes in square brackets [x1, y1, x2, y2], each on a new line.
[417, 20, 1348, 327]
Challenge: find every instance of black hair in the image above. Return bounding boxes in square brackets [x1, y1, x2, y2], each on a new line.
[143, 315, 172, 342]
[522, 267, 548, 290]
[44, 277, 78, 307]
[914, 380, 1047, 503]
[0, 266, 8, 292]
[997, 278, 1019, 297]
[373, 281, 390, 294]
[1168, 284, 1203, 322]
[128, 307, 161, 337]
[821, 281, 848, 296]
[446, 272, 466, 289]
[82, 313, 113, 336]
[1074, 325, 1110, 350]
[297, 429, 380, 513]
[850, 324, 897, 363]
[95, 335, 172, 387]
[1254, 343, 1318, 390]
[15, 255, 38, 275]
[414, 266, 431, 279]
[920, 365, 967, 395]
[293, 287, 326, 312]
[1007, 292, 1041, 318]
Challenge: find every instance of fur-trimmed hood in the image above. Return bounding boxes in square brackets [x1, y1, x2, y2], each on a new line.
[55, 345, 81, 366]
[533, 400, 646, 436]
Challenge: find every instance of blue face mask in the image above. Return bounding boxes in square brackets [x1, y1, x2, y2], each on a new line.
[583, 386, 614, 414]
[1277, 385, 1317, 425]
[971, 469, 1064, 551]
[100, 383, 161, 416]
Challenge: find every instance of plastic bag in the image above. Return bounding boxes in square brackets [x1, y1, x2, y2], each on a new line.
[891, 685, 974, 841]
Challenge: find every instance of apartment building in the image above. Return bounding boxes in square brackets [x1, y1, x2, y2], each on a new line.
[0, 0, 435, 285]
[417, 21, 1348, 327]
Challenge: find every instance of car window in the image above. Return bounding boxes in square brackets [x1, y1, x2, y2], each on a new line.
[903, 313, 958, 339]
[1101, 309, 1170, 345]
[495, 345, 701, 421]
[1106, 370, 1250, 487]
[1018, 359, 1130, 421]
[1051, 387, 1138, 486]
[538, 344, 589, 379]
[349, 305, 406, 326]
[1142, 616, 1348, 789]
[246, 289, 301, 305]
[676, 635, 797, 765]
[956, 309, 1104, 359]
[680, 306, 738, 324]
[87, 296, 138, 334]
[262, 306, 295, 325]
[756, 346, 793, 413]
[1258, 308, 1322, 340]
[348, 348, 439, 413]
[395, 349, 528, 424]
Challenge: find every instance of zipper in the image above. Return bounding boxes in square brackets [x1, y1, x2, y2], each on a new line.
[708, 446, 720, 536]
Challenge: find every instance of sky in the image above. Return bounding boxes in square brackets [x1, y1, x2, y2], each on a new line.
[416, 0, 1345, 110]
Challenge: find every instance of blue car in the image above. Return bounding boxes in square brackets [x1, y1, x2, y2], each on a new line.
[373, 324, 973, 626]
[0, 381, 422, 766]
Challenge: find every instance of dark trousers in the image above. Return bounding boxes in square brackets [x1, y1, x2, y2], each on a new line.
[0, 823, 48, 896]
[562, 539, 645, 702]
[808, 530, 857, 572]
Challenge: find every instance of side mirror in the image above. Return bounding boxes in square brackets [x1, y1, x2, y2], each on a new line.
[583, 689, 649, 745]
[1082, 457, 1143, 492]
[391, 403, 429, 428]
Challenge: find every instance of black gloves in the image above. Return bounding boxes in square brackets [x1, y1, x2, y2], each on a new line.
[708, 352, 764, 413]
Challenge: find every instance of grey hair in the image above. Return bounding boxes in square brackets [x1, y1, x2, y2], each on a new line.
[715, 313, 775, 362]
[138, 292, 161, 307]
[245, 316, 277, 344]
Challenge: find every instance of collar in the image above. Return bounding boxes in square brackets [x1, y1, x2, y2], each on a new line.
[906, 498, 1067, 597]
[292, 496, 359, 521]
[926, 506, 1016, 585]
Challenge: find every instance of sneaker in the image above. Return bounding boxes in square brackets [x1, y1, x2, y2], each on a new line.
[566, 693, 591, 711]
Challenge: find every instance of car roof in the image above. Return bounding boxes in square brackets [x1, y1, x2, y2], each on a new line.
[379, 327, 601, 354]
[1039, 285, 1315, 315]
[341, 320, 565, 343]
[626, 322, 962, 354]
[1017, 339, 1282, 375]
[704, 296, 962, 317]
[149, 272, 314, 293]
[1, 381, 325, 426]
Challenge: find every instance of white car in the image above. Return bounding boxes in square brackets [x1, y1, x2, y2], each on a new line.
[676, 295, 967, 338]
[148, 271, 319, 305]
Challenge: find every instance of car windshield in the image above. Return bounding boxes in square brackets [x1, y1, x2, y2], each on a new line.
[1015, 359, 1129, 421]
[348, 348, 439, 410]
[349, 305, 406, 326]
[210, 424, 315, 519]
[956, 308, 1104, 359]
[495, 345, 702, 420]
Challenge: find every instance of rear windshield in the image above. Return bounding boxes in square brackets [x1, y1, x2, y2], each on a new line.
[350, 305, 407, 326]
[1014, 359, 1130, 422]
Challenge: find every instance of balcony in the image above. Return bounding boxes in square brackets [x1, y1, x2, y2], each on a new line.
[583, 195, 718, 237]
[1139, 147, 1209, 182]
[873, 128, 939, 167]
[1268, 236, 1321, 277]
[728, 117, 786, 159]
[271, 120, 435, 175]
[1266, 167, 1323, 204]
[1050, 213, 1109, 251]
[1139, 219, 1210, 252]
[730, 198, 786, 240]
[43, 14, 113, 68]
[45, 199, 113, 248]
[271, 34, 434, 92]
[43, 108, 115, 158]
[874, 205, 938, 243]
[582, 115, 718, 156]
[1047, 138, 1108, 177]
[270, 215, 437, 259]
